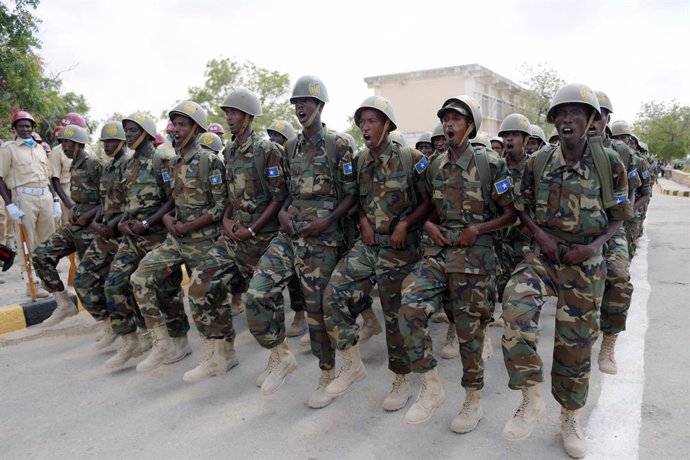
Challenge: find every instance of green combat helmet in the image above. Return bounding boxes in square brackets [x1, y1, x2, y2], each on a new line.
[389, 130, 408, 146]
[354, 95, 397, 132]
[100, 121, 126, 141]
[437, 95, 482, 139]
[267, 119, 297, 141]
[471, 133, 492, 149]
[498, 113, 532, 137]
[416, 132, 432, 149]
[169, 100, 209, 131]
[341, 132, 359, 152]
[220, 88, 263, 117]
[610, 120, 633, 137]
[290, 75, 329, 104]
[198, 132, 224, 154]
[122, 112, 157, 138]
[57, 124, 89, 145]
[430, 122, 444, 142]
[490, 135, 504, 146]
[595, 90, 614, 114]
[529, 125, 547, 145]
[639, 141, 649, 153]
[549, 127, 559, 143]
[546, 82, 601, 123]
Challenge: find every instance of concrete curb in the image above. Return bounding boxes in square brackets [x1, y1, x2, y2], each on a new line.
[656, 181, 690, 197]
[0, 294, 82, 335]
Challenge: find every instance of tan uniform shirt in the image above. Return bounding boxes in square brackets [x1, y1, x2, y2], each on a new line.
[0, 138, 51, 189]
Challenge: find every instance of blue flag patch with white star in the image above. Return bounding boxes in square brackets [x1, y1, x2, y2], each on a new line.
[615, 194, 627, 204]
[642, 170, 649, 179]
[342, 162, 353, 176]
[415, 157, 428, 174]
[210, 174, 222, 185]
[628, 168, 638, 179]
[266, 166, 280, 178]
[161, 172, 170, 182]
[494, 177, 513, 194]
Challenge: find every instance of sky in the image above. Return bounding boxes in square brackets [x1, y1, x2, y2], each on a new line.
[34, 0, 690, 134]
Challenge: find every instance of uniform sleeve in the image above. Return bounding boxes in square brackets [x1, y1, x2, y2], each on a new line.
[410, 148, 428, 195]
[637, 156, 652, 197]
[264, 141, 288, 202]
[47, 145, 62, 180]
[0, 144, 10, 180]
[490, 155, 514, 207]
[206, 154, 227, 222]
[606, 151, 633, 221]
[335, 135, 357, 197]
[521, 155, 537, 214]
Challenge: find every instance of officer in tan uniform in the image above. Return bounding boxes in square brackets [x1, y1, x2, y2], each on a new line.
[0, 111, 55, 297]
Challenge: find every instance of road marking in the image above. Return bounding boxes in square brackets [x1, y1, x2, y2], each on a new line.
[587, 234, 650, 459]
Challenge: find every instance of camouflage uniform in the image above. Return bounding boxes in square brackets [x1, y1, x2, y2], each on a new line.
[625, 153, 651, 257]
[501, 142, 631, 409]
[33, 150, 102, 292]
[73, 148, 131, 321]
[131, 145, 227, 328]
[188, 131, 286, 341]
[600, 139, 641, 335]
[105, 144, 186, 336]
[399, 145, 513, 389]
[246, 125, 356, 370]
[324, 141, 425, 374]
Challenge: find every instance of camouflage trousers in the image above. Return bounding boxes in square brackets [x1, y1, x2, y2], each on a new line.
[601, 226, 633, 335]
[188, 233, 273, 341]
[502, 247, 605, 410]
[399, 252, 491, 390]
[105, 232, 186, 336]
[131, 234, 213, 331]
[624, 213, 644, 259]
[33, 223, 95, 292]
[496, 229, 530, 303]
[246, 232, 338, 370]
[323, 240, 420, 375]
[73, 234, 119, 321]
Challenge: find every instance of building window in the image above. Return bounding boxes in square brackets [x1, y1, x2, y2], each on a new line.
[495, 100, 503, 120]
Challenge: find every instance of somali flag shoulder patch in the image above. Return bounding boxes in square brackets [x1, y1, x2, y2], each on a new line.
[266, 166, 280, 178]
[642, 170, 650, 179]
[494, 176, 513, 194]
[415, 157, 428, 174]
[615, 194, 628, 204]
[628, 168, 638, 179]
[161, 171, 171, 182]
[210, 174, 222, 185]
[342, 162, 353, 176]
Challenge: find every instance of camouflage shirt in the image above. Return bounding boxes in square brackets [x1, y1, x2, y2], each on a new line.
[607, 139, 642, 199]
[70, 150, 103, 215]
[170, 145, 227, 242]
[286, 124, 356, 246]
[122, 143, 173, 224]
[427, 144, 514, 274]
[224, 131, 287, 232]
[522, 144, 632, 240]
[357, 141, 427, 234]
[99, 150, 132, 222]
[634, 152, 652, 200]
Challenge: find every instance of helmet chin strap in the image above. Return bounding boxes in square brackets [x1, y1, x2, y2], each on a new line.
[375, 120, 391, 148]
[129, 131, 147, 151]
[580, 112, 596, 141]
[453, 122, 474, 149]
[300, 103, 322, 129]
[108, 140, 126, 157]
[238, 114, 251, 139]
[177, 125, 199, 151]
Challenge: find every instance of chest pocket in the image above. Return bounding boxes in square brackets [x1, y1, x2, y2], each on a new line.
[382, 171, 408, 215]
[578, 183, 606, 235]
[461, 179, 485, 222]
[312, 155, 334, 196]
[180, 164, 209, 207]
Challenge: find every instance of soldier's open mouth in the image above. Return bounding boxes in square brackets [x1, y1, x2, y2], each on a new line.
[297, 111, 306, 119]
[446, 130, 455, 139]
[562, 128, 573, 134]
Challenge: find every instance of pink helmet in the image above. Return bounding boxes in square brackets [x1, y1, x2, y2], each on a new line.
[12, 110, 36, 128]
[153, 134, 166, 146]
[61, 112, 86, 128]
[208, 123, 225, 135]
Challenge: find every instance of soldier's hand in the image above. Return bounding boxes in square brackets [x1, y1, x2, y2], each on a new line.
[457, 226, 479, 248]
[562, 244, 595, 265]
[228, 222, 250, 242]
[360, 216, 376, 246]
[278, 209, 296, 236]
[130, 220, 146, 236]
[118, 219, 133, 236]
[173, 221, 188, 238]
[302, 218, 329, 237]
[223, 218, 237, 237]
[162, 214, 176, 235]
[76, 213, 91, 227]
[90, 222, 108, 238]
[69, 208, 79, 225]
[423, 221, 451, 246]
[534, 229, 560, 264]
[391, 220, 409, 249]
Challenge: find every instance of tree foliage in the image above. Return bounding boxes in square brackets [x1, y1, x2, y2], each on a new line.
[633, 100, 690, 160]
[516, 63, 566, 132]
[187, 58, 294, 136]
[0, 0, 91, 143]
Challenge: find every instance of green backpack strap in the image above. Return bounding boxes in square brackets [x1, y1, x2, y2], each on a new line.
[325, 130, 343, 202]
[286, 136, 298, 161]
[198, 149, 211, 193]
[398, 146, 418, 211]
[473, 147, 497, 216]
[588, 136, 616, 208]
[532, 144, 558, 187]
[253, 144, 269, 196]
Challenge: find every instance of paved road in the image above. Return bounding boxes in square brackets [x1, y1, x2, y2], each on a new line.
[1, 191, 687, 459]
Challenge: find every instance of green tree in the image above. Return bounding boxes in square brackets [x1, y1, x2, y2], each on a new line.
[633, 100, 690, 160]
[344, 115, 363, 149]
[187, 57, 294, 135]
[1, 0, 91, 142]
[516, 63, 566, 132]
